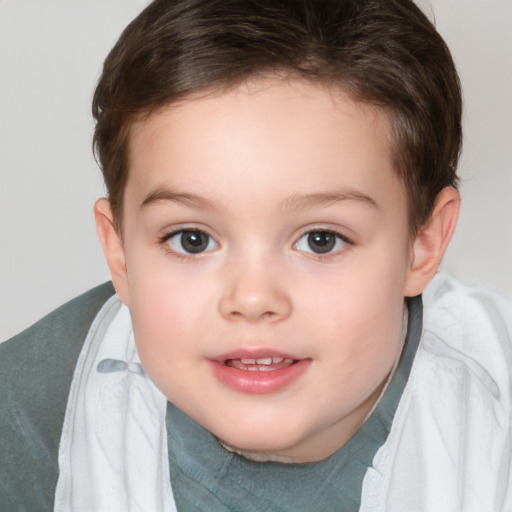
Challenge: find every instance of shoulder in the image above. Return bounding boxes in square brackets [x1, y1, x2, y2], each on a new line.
[362, 274, 512, 511]
[2, 281, 116, 348]
[421, 272, 512, 396]
[0, 282, 116, 510]
[1, 282, 116, 400]
[423, 272, 512, 331]
[402, 274, 511, 508]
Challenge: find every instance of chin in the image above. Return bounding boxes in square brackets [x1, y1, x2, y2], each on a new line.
[212, 420, 313, 463]
[216, 431, 296, 462]
[218, 439, 299, 463]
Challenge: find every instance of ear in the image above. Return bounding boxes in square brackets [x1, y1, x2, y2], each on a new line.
[94, 198, 130, 305]
[403, 187, 460, 297]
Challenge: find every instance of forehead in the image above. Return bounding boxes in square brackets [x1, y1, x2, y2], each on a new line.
[125, 78, 401, 212]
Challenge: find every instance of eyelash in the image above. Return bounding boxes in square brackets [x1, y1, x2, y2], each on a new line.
[157, 227, 354, 261]
[158, 227, 218, 261]
[293, 228, 353, 261]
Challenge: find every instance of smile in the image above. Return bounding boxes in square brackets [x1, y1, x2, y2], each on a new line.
[209, 351, 311, 394]
[224, 356, 296, 372]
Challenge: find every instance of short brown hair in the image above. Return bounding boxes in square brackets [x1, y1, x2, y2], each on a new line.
[93, 0, 462, 234]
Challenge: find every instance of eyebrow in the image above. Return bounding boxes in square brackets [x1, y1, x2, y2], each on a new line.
[280, 189, 378, 213]
[140, 187, 220, 211]
[140, 186, 378, 213]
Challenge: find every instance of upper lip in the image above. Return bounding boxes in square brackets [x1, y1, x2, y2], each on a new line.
[212, 349, 301, 362]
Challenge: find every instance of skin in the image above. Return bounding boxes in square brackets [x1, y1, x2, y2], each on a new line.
[96, 78, 460, 463]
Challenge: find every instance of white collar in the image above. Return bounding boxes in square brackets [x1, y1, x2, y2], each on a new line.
[54, 295, 176, 512]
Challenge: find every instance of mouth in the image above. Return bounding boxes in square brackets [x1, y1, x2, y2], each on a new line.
[209, 351, 310, 394]
[223, 356, 297, 372]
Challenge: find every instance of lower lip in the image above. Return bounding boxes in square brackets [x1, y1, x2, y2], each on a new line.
[208, 359, 310, 394]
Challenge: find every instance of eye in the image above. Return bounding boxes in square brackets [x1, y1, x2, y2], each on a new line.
[164, 229, 218, 254]
[294, 230, 348, 255]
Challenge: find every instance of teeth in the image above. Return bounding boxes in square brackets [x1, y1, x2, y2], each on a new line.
[246, 364, 276, 372]
[225, 357, 296, 371]
[240, 357, 285, 365]
[256, 357, 272, 365]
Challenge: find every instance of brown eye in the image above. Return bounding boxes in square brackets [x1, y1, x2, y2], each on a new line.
[166, 230, 217, 254]
[307, 232, 336, 253]
[295, 230, 348, 255]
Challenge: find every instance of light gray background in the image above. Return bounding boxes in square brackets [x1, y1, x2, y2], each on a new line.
[1, 0, 511, 340]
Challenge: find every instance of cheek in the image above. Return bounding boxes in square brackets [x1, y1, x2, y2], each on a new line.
[298, 250, 407, 366]
[127, 279, 206, 396]
[301, 249, 406, 320]
[131, 288, 210, 356]
[126, 261, 228, 382]
[125, 264, 204, 364]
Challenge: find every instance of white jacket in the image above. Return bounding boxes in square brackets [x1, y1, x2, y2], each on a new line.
[361, 274, 512, 512]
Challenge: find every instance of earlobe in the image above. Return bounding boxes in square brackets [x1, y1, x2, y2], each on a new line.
[404, 187, 460, 297]
[94, 198, 130, 305]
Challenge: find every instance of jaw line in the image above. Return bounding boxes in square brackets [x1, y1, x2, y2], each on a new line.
[216, 438, 299, 463]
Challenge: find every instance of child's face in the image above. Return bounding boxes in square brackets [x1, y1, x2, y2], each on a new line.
[116, 78, 417, 462]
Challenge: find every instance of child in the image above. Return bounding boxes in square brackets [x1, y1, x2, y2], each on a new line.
[1, 0, 511, 510]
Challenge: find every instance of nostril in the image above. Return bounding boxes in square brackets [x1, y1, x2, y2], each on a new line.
[226, 307, 280, 323]
[218, 278, 292, 322]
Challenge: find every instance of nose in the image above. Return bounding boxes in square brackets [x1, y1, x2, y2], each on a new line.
[218, 259, 292, 323]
